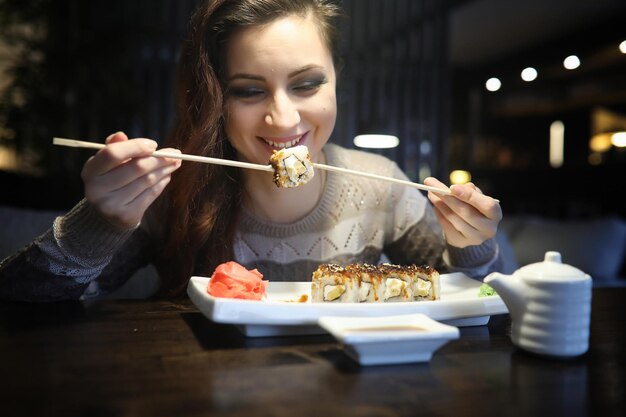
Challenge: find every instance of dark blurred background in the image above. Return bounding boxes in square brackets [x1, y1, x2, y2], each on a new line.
[1, 0, 625, 218]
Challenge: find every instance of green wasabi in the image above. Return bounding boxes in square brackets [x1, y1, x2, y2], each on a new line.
[478, 283, 497, 297]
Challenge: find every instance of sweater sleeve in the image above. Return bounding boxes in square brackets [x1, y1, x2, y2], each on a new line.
[0, 199, 153, 302]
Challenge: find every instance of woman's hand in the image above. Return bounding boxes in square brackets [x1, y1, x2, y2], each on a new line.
[81, 131, 182, 229]
[424, 177, 502, 248]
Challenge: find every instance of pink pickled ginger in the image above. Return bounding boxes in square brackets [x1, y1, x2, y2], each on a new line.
[207, 261, 268, 300]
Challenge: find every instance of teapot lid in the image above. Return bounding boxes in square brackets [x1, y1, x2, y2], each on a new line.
[516, 251, 589, 282]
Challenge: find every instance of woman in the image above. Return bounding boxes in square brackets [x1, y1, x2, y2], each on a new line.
[0, 0, 502, 301]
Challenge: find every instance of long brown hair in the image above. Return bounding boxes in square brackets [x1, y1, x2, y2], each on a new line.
[155, 0, 342, 297]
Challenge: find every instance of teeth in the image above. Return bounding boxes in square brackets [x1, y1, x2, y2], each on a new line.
[264, 136, 302, 149]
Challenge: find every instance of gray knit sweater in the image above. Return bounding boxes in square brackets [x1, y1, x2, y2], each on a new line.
[0, 144, 500, 301]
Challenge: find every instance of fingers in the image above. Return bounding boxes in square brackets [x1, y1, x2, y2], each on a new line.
[87, 156, 181, 202]
[425, 177, 502, 247]
[105, 131, 129, 144]
[425, 177, 501, 222]
[429, 203, 467, 245]
[123, 172, 175, 216]
[429, 195, 490, 246]
[81, 132, 183, 228]
[450, 183, 501, 221]
[86, 148, 181, 192]
[82, 137, 159, 178]
[90, 162, 180, 227]
[424, 177, 449, 201]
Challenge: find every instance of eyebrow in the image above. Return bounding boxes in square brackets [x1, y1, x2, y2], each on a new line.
[227, 64, 324, 82]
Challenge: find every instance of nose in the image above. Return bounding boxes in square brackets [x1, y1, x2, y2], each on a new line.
[264, 91, 301, 128]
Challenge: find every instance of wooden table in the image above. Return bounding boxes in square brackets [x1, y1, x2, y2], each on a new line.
[1, 287, 624, 417]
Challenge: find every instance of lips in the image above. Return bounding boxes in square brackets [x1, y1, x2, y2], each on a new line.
[260, 132, 307, 149]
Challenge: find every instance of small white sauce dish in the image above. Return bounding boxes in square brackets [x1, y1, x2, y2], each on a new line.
[318, 313, 460, 366]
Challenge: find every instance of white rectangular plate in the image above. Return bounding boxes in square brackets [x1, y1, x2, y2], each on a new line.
[187, 272, 508, 337]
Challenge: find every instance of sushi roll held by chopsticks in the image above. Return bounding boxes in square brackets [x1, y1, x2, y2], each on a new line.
[269, 145, 315, 188]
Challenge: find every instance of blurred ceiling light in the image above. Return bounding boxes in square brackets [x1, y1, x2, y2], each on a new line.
[521, 67, 538, 82]
[485, 77, 502, 91]
[549, 120, 564, 168]
[612, 131, 626, 147]
[485, 77, 501, 92]
[620, 40, 626, 54]
[563, 55, 580, 70]
[589, 133, 612, 153]
[449, 170, 471, 185]
[0, 146, 19, 171]
[353, 134, 399, 149]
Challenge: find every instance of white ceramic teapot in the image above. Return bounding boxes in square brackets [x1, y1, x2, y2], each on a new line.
[484, 251, 592, 358]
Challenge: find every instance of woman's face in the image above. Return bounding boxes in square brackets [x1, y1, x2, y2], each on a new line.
[224, 14, 337, 166]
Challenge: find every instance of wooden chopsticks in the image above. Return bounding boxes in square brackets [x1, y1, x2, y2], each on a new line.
[53, 137, 454, 196]
[53, 137, 273, 172]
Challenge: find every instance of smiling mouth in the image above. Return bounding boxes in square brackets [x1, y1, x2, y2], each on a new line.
[260, 133, 307, 149]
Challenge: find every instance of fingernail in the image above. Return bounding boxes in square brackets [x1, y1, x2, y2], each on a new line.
[450, 184, 465, 198]
[142, 139, 157, 150]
